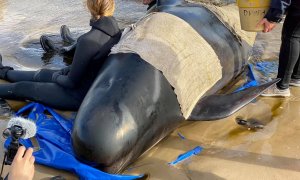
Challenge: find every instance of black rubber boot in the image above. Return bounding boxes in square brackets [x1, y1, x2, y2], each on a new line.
[40, 35, 59, 53]
[59, 43, 76, 56]
[60, 25, 76, 44]
[0, 54, 14, 80]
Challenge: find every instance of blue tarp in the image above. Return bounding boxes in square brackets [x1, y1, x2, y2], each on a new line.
[234, 64, 258, 92]
[254, 61, 278, 80]
[234, 61, 279, 92]
[4, 103, 142, 180]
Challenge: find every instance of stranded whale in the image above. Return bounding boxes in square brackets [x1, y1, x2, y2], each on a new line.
[71, 0, 277, 173]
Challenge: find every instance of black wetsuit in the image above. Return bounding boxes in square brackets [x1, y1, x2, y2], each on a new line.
[0, 16, 121, 110]
[58, 2, 157, 54]
[265, 0, 300, 89]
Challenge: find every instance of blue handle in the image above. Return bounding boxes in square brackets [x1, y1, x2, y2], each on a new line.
[168, 146, 203, 165]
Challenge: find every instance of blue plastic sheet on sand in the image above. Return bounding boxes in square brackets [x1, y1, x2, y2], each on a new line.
[234, 64, 259, 92]
[4, 102, 142, 180]
[168, 146, 203, 166]
[234, 61, 279, 92]
[254, 61, 278, 79]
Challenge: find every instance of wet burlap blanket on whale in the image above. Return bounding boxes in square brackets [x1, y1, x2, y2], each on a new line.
[110, 4, 256, 119]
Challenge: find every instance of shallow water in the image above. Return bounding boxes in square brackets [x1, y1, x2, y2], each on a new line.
[1, 1, 300, 179]
[0, 0, 145, 70]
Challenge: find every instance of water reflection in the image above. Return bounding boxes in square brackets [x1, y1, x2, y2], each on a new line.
[0, 0, 145, 70]
[0, 1, 6, 21]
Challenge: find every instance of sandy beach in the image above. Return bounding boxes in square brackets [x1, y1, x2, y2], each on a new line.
[0, 0, 299, 179]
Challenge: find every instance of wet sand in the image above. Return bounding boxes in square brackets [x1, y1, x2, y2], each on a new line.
[124, 88, 300, 179]
[1, 1, 300, 180]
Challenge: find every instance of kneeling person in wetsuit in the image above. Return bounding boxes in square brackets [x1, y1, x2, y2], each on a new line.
[40, 0, 157, 55]
[0, 0, 121, 110]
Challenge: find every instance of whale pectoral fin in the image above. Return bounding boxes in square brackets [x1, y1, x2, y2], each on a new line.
[188, 78, 280, 121]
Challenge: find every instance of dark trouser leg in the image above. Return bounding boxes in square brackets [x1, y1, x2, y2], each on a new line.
[291, 55, 300, 79]
[292, 21, 300, 79]
[0, 82, 82, 110]
[6, 69, 59, 83]
[277, 15, 300, 89]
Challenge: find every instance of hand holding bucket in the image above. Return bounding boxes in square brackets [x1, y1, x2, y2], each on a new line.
[237, 0, 271, 32]
[257, 18, 277, 33]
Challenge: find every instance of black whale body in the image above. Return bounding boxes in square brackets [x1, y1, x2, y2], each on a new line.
[72, 53, 184, 173]
[71, 0, 275, 173]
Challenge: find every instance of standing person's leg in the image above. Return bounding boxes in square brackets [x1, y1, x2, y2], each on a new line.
[290, 54, 300, 86]
[0, 82, 82, 110]
[277, 15, 300, 89]
[262, 15, 300, 97]
[290, 19, 300, 86]
[291, 56, 300, 80]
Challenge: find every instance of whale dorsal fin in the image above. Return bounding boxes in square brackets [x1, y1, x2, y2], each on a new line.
[157, 0, 185, 6]
[188, 79, 280, 121]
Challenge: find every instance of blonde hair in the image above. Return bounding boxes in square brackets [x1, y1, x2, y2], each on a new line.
[87, 0, 115, 20]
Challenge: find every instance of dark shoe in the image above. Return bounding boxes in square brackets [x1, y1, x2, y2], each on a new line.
[40, 35, 58, 53]
[0, 67, 13, 80]
[290, 78, 300, 87]
[0, 54, 13, 80]
[59, 43, 76, 55]
[60, 25, 76, 44]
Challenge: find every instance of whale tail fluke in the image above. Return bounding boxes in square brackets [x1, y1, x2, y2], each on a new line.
[188, 78, 280, 121]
